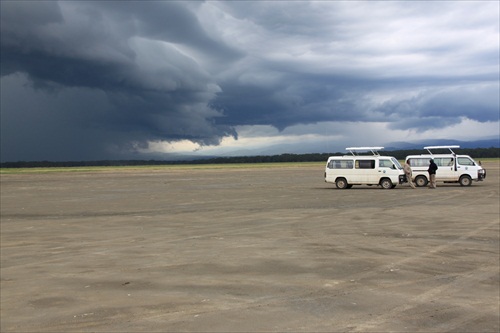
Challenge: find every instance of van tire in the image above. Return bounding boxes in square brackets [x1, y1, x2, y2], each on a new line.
[459, 175, 472, 186]
[380, 178, 393, 189]
[415, 175, 428, 187]
[335, 178, 348, 189]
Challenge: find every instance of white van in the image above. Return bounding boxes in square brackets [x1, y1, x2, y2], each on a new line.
[325, 147, 405, 189]
[405, 145, 486, 187]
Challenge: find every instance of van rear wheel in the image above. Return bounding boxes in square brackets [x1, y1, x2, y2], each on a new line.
[415, 175, 428, 187]
[335, 178, 348, 189]
[459, 175, 472, 186]
[380, 178, 393, 189]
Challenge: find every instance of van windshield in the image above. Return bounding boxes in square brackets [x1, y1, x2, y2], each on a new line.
[391, 157, 403, 170]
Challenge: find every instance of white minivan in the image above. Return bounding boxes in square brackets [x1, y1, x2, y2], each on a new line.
[405, 145, 486, 187]
[325, 147, 406, 189]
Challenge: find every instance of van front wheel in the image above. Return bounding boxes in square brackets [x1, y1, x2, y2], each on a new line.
[415, 175, 428, 187]
[380, 178, 393, 189]
[459, 175, 472, 186]
[335, 178, 348, 189]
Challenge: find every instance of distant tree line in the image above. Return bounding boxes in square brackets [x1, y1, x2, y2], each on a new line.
[1, 147, 498, 168]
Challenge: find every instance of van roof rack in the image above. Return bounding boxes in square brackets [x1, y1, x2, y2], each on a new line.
[424, 145, 460, 155]
[345, 147, 384, 156]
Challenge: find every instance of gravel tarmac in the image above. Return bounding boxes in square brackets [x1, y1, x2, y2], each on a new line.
[1, 161, 499, 332]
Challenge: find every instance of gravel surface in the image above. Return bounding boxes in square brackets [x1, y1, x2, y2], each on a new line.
[1, 161, 499, 332]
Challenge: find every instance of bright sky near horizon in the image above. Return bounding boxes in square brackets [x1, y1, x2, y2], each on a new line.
[1, 1, 499, 161]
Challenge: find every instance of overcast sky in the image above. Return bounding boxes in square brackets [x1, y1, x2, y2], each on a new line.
[1, 1, 499, 161]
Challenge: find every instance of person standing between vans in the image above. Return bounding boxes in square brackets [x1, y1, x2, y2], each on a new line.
[428, 159, 438, 189]
[403, 160, 416, 189]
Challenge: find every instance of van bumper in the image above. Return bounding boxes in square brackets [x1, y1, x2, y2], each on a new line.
[399, 175, 406, 184]
[478, 169, 486, 181]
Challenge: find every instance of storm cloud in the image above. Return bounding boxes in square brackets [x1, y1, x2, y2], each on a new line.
[1, 1, 498, 161]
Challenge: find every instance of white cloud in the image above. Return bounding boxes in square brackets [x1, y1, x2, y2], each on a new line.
[419, 118, 500, 141]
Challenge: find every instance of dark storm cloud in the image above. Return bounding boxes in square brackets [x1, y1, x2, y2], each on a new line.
[211, 72, 370, 130]
[1, 1, 241, 161]
[1, 1, 498, 161]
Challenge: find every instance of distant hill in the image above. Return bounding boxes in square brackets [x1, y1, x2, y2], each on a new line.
[224, 138, 500, 156]
[2, 146, 498, 168]
[1, 138, 498, 167]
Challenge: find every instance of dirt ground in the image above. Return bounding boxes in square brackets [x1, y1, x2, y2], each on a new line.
[1, 161, 499, 332]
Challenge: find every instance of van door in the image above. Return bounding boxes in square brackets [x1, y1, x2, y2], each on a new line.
[354, 159, 376, 184]
[434, 157, 456, 181]
[378, 158, 400, 184]
[457, 156, 478, 179]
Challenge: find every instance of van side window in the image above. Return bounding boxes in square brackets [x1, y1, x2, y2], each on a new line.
[379, 159, 393, 168]
[409, 158, 429, 167]
[458, 157, 474, 166]
[355, 160, 375, 169]
[434, 158, 453, 166]
[328, 160, 353, 169]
